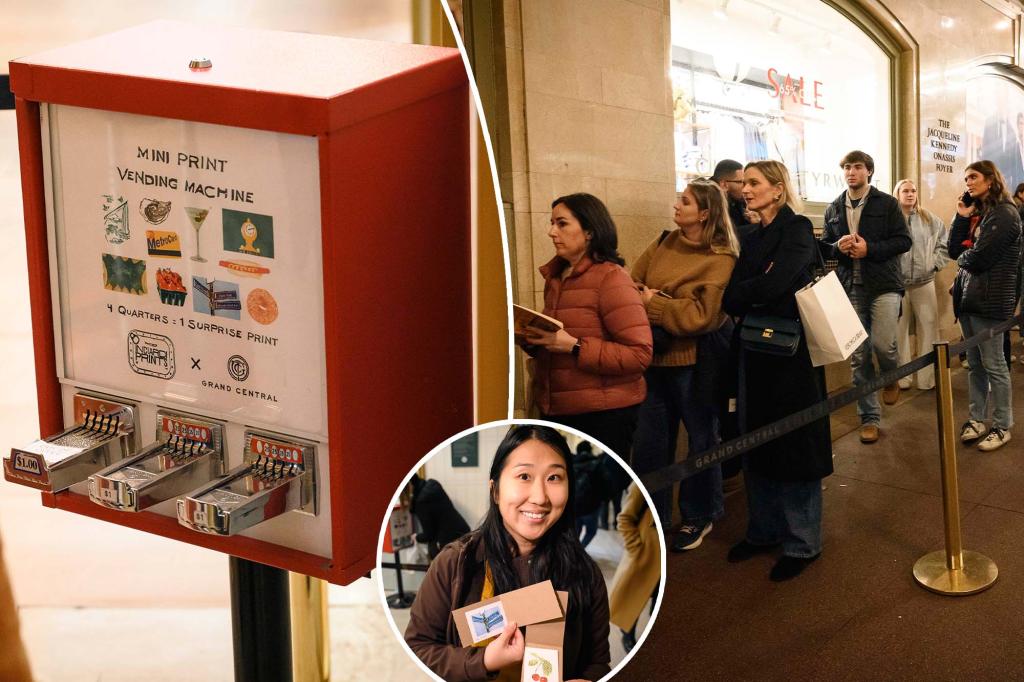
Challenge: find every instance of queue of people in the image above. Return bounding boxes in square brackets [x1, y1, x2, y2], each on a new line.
[518, 150, 1024, 582]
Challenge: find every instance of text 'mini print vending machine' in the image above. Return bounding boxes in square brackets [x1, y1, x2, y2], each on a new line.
[6, 21, 473, 585]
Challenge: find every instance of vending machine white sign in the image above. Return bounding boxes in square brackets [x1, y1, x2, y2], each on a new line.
[46, 104, 327, 438]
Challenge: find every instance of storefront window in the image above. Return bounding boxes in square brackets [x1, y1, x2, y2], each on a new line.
[964, 73, 1024, 191]
[671, 0, 892, 201]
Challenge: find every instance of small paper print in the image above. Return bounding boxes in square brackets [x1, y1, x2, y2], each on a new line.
[219, 259, 270, 278]
[146, 230, 182, 258]
[102, 194, 130, 244]
[246, 288, 279, 325]
[192, 276, 241, 319]
[466, 603, 507, 644]
[523, 647, 559, 682]
[140, 198, 172, 225]
[156, 268, 187, 306]
[222, 209, 274, 258]
[102, 253, 147, 295]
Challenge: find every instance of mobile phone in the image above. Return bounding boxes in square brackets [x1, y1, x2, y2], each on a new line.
[961, 190, 974, 207]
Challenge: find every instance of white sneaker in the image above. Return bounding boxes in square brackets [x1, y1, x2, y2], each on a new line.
[898, 379, 912, 390]
[978, 428, 1012, 452]
[960, 419, 987, 443]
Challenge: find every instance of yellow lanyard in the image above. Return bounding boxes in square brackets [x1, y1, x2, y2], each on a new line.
[472, 562, 521, 682]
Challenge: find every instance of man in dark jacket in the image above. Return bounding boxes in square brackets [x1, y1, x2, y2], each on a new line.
[819, 150, 912, 444]
[410, 474, 471, 559]
[712, 159, 750, 238]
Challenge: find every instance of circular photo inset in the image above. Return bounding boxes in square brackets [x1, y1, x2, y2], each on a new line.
[377, 420, 665, 682]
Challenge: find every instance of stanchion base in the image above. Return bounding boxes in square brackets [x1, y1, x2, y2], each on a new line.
[913, 550, 998, 595]
[387, 591, 416, 609]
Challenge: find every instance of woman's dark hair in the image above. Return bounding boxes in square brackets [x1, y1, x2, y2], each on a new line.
[478, 424, 600, 617]
[551, 193, 625, 266]
[966, 160, 1013, 210]
[1014, 182, 1024, 207]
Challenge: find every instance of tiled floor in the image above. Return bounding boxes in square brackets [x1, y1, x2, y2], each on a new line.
[623, 365, 1024, 680]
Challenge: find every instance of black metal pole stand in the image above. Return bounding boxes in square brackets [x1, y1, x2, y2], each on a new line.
[230, 557, 293, 682]
[386, 547, 416, 609]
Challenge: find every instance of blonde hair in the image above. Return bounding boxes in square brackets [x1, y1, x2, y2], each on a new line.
[892, 178, 937, 224]
[744, 160, 804, 213]
[684, 178, 740, 256]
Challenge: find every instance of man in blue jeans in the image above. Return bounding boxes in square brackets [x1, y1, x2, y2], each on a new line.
[820, 151, 911, 443]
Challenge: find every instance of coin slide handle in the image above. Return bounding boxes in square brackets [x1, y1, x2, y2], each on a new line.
[88, 440, 224, 512]
[176, 464, 311, 536]
[4, 424, 131, 492]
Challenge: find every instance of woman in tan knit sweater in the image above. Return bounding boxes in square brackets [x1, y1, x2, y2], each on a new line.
[631, 179, 739, 552]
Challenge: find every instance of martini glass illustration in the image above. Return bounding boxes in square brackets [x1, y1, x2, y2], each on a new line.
[184, 207, 210, 263]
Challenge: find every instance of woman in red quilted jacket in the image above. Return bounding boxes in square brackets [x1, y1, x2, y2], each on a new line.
[522, 193, 653, 461]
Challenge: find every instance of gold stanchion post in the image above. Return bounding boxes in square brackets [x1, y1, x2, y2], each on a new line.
[290, 573, 330, 682]
[913, 342, 998, 595]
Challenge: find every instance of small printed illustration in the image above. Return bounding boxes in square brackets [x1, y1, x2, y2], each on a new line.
[155, 268, 187, 306]
[146, 230, 182, 258]
[466, 602, 506, 644]
[127, 329, 176, 379]
[523, 647, 559, 682]
[102, 253, 147, 295]
[222, 208, 274, 259]
[219, 259, 270, 278]
[246, 288, 279, 325]
[102, 194, 130, 244]
[139, 198, 172, 225]
[192, 276, 241, 319]
[184, 207, 210, 263]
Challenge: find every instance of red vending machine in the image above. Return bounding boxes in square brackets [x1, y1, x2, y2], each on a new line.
[5, 20, 473, 585]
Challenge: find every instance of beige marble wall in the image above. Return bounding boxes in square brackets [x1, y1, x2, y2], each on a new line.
[505, 0, 675, 314]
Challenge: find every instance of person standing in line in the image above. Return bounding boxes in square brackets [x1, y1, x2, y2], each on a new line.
[949, 160, 1022, 452]
[522, 193, 653, 460]
[893, 179, 948, 391]
[712, 159, 749, 237]
[820, 151, 911, 444]
[722, 160, 832, 582]
[630, 179, 738, 552]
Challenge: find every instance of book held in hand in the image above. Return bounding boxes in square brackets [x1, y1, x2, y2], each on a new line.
[514, 304, 563, 336]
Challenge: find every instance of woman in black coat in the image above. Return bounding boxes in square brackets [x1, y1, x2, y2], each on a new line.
[722, 160, 833, 582]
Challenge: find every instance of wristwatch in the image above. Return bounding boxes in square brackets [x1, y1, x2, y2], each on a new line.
[571, 339, 582, 357]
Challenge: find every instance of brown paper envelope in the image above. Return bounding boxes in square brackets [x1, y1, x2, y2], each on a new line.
[453, 580, 563, 647]
[522, 591, 567, 682]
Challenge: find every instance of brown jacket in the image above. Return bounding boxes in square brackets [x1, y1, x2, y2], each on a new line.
[631, 230, 736, 366]
[608, 484, 661, 631]
[532, 255, 653, 415]
[404, 532, 611, 682]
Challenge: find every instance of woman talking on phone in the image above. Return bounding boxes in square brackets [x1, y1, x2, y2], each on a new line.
[948, 160, 1022, 452]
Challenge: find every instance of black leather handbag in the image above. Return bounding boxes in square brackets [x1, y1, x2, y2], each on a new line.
[739, 314, 801, 356]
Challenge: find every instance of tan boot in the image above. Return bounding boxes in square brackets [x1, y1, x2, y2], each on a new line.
[882, 383, 900, 405]
[860, 423, 880, 443]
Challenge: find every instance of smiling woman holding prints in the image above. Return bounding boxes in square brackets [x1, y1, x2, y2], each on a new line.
[405, 425, 610, 682]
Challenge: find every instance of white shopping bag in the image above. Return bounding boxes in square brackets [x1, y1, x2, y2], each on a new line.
[796, 271, 867, 367]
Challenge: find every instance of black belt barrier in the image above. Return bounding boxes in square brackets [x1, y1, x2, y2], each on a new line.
[638, 312, 1024, 495]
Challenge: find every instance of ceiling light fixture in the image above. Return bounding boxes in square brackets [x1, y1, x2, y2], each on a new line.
[714, 0, 729, 21]
[770, 14, 782, 34]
